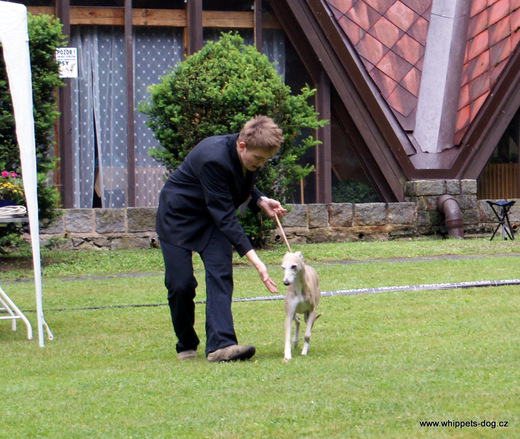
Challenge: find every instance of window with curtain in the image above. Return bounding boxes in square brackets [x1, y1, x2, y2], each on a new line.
[133, 27, 184, 207]
[70, 25, 285, 208]
[70, 26, 183, 208]
[262, 29, 286, 80]
[70, 26, 127, 208]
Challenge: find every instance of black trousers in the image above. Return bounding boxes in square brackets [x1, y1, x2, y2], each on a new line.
[160, 228, 238, 356]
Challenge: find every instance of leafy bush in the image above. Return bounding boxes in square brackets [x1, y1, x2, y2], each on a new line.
[332, 179, 380, 203]
[139, 32, 327, 245]
[0, 13, 65, 248]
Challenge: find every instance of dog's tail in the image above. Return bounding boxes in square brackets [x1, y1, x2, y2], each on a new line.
[311, 312, 323, 328]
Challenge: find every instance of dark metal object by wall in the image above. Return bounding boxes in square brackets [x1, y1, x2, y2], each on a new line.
[437, 194, 464, 239]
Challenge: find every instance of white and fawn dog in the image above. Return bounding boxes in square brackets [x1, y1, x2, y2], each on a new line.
[281, 251, 322, 362]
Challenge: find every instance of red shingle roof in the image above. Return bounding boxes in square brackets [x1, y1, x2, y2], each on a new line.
[326, 0, 430, 130]
[325, 0, 520, 144]
[454, 0, 520, 144]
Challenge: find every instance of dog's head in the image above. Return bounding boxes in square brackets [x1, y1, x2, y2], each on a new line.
[281, 251, 304, 286]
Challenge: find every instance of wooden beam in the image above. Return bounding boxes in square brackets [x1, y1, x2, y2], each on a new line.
[26, 6, 280, 29]
[27, 6, 54, 15]
[203, 11, 253, 28]
[125, 0, 136, 207]
[55, 0, 74, 208]
[28, 7, 186, 26]
[132, 9, 186, 26]
[71, 7, 125, 25]
[254, 0, 263, 52]
[187, 0, 202, 55]
[316, 71, 332, 203]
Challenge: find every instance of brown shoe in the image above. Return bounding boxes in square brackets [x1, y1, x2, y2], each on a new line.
[206, 345, 256, 363]
[177, 350, 197, 360]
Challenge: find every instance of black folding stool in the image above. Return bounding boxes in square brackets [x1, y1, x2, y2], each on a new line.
[486, 200, 515, 241]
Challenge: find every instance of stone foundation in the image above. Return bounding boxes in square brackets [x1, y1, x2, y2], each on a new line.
[36, 180, 519, 250]
[39, 207, 159, 251]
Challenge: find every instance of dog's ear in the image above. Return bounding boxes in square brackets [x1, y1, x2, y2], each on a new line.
[297, 251, 303, 259]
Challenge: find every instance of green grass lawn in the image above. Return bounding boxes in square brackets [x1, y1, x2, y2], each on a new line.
[1, 239, 519, 438]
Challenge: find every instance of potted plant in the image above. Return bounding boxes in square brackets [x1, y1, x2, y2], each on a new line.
[0, 171, 24, 207]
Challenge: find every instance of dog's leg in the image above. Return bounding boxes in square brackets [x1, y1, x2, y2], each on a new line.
[301, 310, 316, 356]
[284, 311, 294, 361]
[293, 314, 300, 347]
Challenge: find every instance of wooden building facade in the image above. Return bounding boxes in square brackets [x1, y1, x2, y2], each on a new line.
[14, 0, 520, 208]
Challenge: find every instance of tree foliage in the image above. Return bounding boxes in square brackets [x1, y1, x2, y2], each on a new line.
[139, 32, 327, 244]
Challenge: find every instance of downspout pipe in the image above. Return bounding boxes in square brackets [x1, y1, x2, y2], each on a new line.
[437, 195, 464, 239]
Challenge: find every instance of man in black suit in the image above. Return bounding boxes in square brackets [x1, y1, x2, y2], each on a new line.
[157, 115, 286, 362]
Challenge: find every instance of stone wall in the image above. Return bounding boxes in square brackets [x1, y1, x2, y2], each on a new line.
[404, 179, 480, 236]
[37, 180, 519, 250]
[39, 207, 159, 251]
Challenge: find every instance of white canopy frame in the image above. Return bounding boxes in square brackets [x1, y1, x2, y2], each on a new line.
[0, 1, 52, 346]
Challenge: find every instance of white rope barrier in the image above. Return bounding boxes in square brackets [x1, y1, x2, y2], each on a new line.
[17, 279, 520, 312]
[232, 278, 520, 303]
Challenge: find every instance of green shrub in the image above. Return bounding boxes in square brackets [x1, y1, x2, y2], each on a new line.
[139, 32, 327, 245]
[0, 13, 65, 247]
[332, 179, 380, 203]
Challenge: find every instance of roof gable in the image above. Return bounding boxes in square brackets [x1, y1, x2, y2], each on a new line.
[274, 0, 520, 198]
[325, 0, 520, 148]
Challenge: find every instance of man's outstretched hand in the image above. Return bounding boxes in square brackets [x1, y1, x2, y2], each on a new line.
[258, 197, 286, 219]
[245, 249, 278, 294]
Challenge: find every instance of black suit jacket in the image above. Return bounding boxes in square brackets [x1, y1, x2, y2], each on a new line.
[156, 134, 264, 256]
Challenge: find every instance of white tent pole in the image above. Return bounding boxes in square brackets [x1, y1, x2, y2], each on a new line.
[0, 1, 48, 346]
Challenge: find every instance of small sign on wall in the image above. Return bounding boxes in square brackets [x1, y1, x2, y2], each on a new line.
[56, 47, 78, 78]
